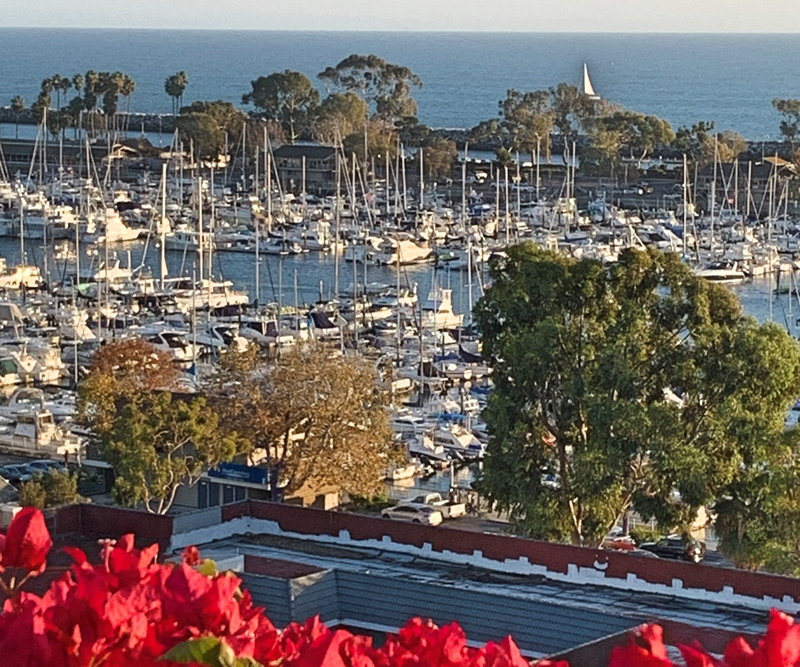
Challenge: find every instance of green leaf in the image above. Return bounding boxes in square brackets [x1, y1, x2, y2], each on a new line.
[160, 636, 264, 667]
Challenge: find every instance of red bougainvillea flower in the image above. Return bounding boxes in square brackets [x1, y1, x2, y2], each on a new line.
[1, 511, 800, 667]
[609, 623, 673, 667]
[0, 507, 53, 574]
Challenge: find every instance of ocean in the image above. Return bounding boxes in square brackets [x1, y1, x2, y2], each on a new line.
[1, 29, 800, 139]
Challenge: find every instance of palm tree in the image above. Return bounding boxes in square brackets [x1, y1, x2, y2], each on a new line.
[52, 74, 71, 113]
[120, 74, 136, 135]
[83, 70, 100, 136]
[52, 75, 72, 140]
[165, 71, 189, 116]
[10, 96, 24, 139]
[71, 73, 84, 95]
[71, 74, 85, 136]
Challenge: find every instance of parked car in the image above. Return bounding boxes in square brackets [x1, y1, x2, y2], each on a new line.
[627, 548, 660, 559]
[0, 463, 33, 484]
[638, 535, 706, 563]
[381, 503, 443, 526]
[27, 459, 66, 475]
[403, 492, 466, 519]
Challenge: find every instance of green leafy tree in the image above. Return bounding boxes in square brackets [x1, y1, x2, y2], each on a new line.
[165, 71, 189, 116]
[468, 118, 505, 147]
[474, 245, 800, 546]
[674, 121, 715, 162]
[312, 91, 368, 145]
[79, 338, 237, 515]
[499, 88, 555, 158]
[396, 116, 433, 148]
[714, 428, 800, 575]
[422, 138, 458, 180]
[701, 130, 748, 165]
[65, 96, 85, 138]
[242, 71, 319, 144]
[583, 126, 625, 173]
[99, 71, 125, 131]
[773, 98, 800, 148]
[51, 74, 71, 117]
[119, 74, 136, 134]
[71, 73, 84, 95]
[175, 100, 246, 161]
[342, 119, 397, 162]
[104, 392, 239, 514]
[10, 96, 24, 139]
[549, 82, 597, 141]
[78, 338, 181, 437]
[318, 54, 422, 123]
[594, 110, 674, 166]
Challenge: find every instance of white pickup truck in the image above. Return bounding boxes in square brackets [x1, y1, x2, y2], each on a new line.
[404, 492, 467, 519]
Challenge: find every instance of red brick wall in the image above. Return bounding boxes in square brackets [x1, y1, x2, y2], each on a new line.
[54, 504, 174, 550]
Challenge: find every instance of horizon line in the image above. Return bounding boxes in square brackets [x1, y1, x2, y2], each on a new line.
[2, 26, 800, 35]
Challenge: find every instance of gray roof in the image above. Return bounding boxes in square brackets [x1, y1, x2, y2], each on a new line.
[241, 568, 641, 656]
[273, 144, 336, 160]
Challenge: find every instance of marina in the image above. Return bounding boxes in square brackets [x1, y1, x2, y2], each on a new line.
[0, 136, 795, 483]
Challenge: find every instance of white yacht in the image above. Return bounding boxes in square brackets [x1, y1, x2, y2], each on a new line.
[419, 287, 463, 330]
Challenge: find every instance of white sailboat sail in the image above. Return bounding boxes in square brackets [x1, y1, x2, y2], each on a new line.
[583, 63, 600, 99]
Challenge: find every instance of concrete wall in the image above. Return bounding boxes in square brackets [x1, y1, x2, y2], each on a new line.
[172, 507, 222, 534]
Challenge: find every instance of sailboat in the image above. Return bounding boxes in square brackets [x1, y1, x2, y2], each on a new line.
[582, 63, 600, 100]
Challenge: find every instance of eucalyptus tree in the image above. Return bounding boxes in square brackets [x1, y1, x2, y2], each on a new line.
[243, 70, 319, 144]
[318, 54, 422, 124]
[475, 245, 800, 546]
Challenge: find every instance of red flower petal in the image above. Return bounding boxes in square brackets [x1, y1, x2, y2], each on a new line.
[2, 508, 52, 573]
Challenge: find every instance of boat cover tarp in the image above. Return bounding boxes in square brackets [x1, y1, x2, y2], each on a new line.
[310, 311, 337, 329]
[459, 344, 483, 364]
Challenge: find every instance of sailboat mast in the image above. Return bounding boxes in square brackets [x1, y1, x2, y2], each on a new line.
[197, 176, 204, 288]
[17, 195, 24, 265]
[462, 142, 468, 226]
[334, 149, 340, 298]
[504, 164, 510, 247]
[710, 135, 718, 246]
[682, 154, 688, 259]
[160, 162, 167, 289]
[419, 149, 424, 209]
[536, 135, 541, 203]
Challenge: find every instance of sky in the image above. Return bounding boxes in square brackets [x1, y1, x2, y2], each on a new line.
[4, 0, 800, 32]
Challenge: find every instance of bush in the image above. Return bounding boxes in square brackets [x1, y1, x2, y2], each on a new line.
[629, 526, 662, 546]
[347, 493, 394, 512]
[19, 469, 82, 509]
[18, 479, 47, 508]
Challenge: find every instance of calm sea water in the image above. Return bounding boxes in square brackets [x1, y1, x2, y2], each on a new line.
[0, 30, 799, 139]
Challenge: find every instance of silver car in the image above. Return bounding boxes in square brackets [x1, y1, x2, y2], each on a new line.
[381, 503, 443, 526]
